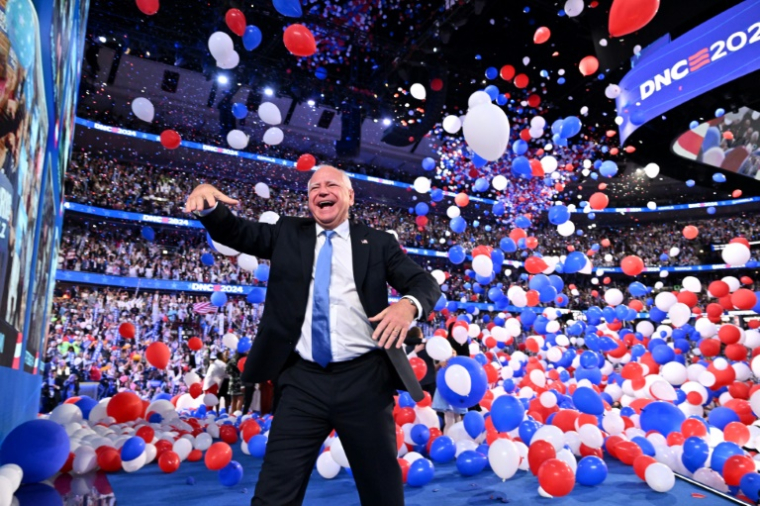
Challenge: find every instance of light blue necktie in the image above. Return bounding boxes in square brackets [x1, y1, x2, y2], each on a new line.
[311, 230, 335, 367]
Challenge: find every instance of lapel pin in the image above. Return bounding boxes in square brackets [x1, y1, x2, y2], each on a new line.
[361, 239, 368, 244]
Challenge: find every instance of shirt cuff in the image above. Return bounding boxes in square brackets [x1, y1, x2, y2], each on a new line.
[401, 295, 423, 321]
[194, 203, 218, 217]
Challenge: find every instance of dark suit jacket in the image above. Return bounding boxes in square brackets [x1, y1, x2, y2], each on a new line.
[199, 205, 441, 401]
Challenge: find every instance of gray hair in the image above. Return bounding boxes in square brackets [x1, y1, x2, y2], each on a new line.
[308, 165, 353, 190]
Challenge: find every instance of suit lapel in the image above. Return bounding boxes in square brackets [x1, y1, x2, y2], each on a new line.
[299, 220, 317, 285]
[350, 221, 370, 293]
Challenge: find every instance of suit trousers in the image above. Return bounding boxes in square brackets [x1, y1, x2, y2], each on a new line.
[251, 350, 404, 506]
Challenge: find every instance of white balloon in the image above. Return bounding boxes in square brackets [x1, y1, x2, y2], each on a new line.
[557, 221, 575, 237]
[463, 103, 511, 161]
[604, 84, 621, 99]
[223, 333, 239, 350]
[259, 211, 280, 224]
[564, 0, 584, 17]
[254, 182, 271, 199]
[0, 475, 13, 506]
[203, 393, 219, 407]
[183, 372, 201, 388]
[431, 269, 445, 285]
[258, 102, 282, 125]
[645, 462, 675, 492]
[556, 448, 577, 474]
[0, 464, 22, 491]
[468, 91, 492, 109]
[144, 443, 157, 464]
[655, 292, 677, 312]
[426, 336, 452, 361]
[445, 364, 472, 396]
[263, 127, 284, 145]
[238, 254, 259, 272]
[316, 451, 341, 479]
[226, 129, 249, 150]
[472, 255, 494, 277]
[702, 147, 725, 166]
[410, 83, 427, 100]
[722, 243, 750, 267]
[492, 175, 508, 191]
[194, 433, 213, 451]
[532, 425, 564, 453]
[131, 97, 155, 123]
[669, 247, 680, 257]
[330, 438, 350, 468]
[443, 115, 462, 134]
[446, 205, 461, 219]
[722, 276, 741, 292]
[668, 303, 691, 328]
[647, 201, 657, 210]
[661, 362, 687, 385]
[488, 439, 520, 480]
[73, 446, 98, 475]
[644, 163, 660, 178]
[682, 276, 702, 293]
[49, 404, 83, 425]
[173, 438, 193, 461]
[413, 177, 431, 194]
[216, 50, 240, 69]
[604, 289, 623, 306]
[540, 156, 558, 174]
[212, 240, 240, 256]
[208, 31, 234, 61]
[122, 452, 147, 473]
[578, 424, 603, 449]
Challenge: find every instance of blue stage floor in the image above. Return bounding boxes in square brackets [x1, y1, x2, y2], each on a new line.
[107, 446, 734, 506]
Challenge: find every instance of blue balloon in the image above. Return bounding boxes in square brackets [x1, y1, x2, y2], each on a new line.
[492, 202, 505, 216]
[500, 237, 517, 253]
[411, 424, 431, 445]
[464, 411, 485, 439]
[708, 406, 740, 430]
[450, 216, 467, 233]
[564, 251, 587, 274]
[484, 85, 499, 101]
[121, 436, 146, 461]
[548, 205, 570, 225]
[512, 156, 532, 178]
[237, 337, 252, 353]
[472, 154, 488, 169]
[243, 25, 263, 51]
[639, 401, 686, 436]
[702, 126, 721, 151]
[201, 253, 215, 266]
[599, 160, 618, 177]
[431, 188, 444, 202]
[628, 282, 648, 297]
[232, 102, 248, 119]
[141, 226, 155, 241]
[741, 473, 760, 502]
[249, 435, 268, 458]
[515, 215, 531, 229]
[254, 264, 270, 282]
[422, 157, 436, 171]
[513, 139, 528, 155]
[74, 396, 98, 420]
[651, 345, 675, 365]
[711, 442, 743, 474]
[686, 179, 695, 187]
[272, 0, 302, 17]
[415, 202, 429, 216]
[490, 395, 525, 432]
[406, 458, 435, 487]
[573, 386, 604, 415]
[0, 420, 70, 483]
[210, 291, 228, 307]
[436, 357, 488, 408]
[576, 456, 607, 486]
[456, 450, 488, 476]
[485, 67, 498, 80]
[247, 287, 266, 304]
[560, 116, 582, 138]
[473, 177, 489, 192]
[13, 483, 63, 506]
[682, 436, 709, 473]
[434, 295, 447, 311]
[538, 285, 557, 303]
[219, 460, 244, 487]
[712, 172, 726, 183]
[448, 245, 466, 264]
[631, 436, 656, 457]
[429, 436, 456, 463]
[518, 419, 541, 445]
[551, 119, 564, 135]
[314, 67, 328, 80]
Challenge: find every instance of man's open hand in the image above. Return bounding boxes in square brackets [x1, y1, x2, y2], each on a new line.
[369, 299, 417, 349]
[184, 183, 240, 213]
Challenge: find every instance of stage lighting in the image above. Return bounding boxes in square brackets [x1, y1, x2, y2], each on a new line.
[264, 88, 274, 96]
[382, 118, 392, 126]
[307, 99, 315, 107]
[98, 36, 107, 43]
[217, 75, 229, 84]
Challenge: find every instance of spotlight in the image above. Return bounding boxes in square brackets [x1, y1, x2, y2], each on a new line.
[307, 99, 315, 107]
[98, 36, 107, 43]
[264, 87, 274, 96]
[382, 118, 392, 126]
[217, 75, 229, 85]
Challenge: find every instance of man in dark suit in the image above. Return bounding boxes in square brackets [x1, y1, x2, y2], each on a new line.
[184, 166, 441, 506]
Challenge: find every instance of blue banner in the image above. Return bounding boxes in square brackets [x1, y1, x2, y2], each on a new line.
[616, 0, 760, 143]
[63, 201, 205, 228]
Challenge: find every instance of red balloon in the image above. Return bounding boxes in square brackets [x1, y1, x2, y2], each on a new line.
[220, 425, 239, 444]
[500, 65, 515, 81]
[395, 407, 416, 426]
[96, 447, 122, 473]
[615, 440, 643, 465]
[398, 458, 410, 483]
[525, 256, 549, 274]
[609, 0, 660, 37]
[241, 420, 261, 443]
[719, 325, 741, 345]
[725, 344, 748, 362]
[454, 192, 469, 207]
[146, 342, 171, 369]
[187, 449, 203, 462]
[682, 225, 699, 240]
[731, 289, 757, 310]
[409, 357, 428, 381]
[297, 153, 316, 172]
[119, 322, 135, 339]
[677, 290, 698, 308]
[205, 442, 233, 470]
[681, 418, 707, 437]
[107, 392, 144, 423]
[189, 383, 203, 399]
[723, 421, 750, 446]
[723, 455, 755, 486]
[187, 337, 203, 351]
[527, 94, 541, 108]
[633, 455, 656, 481]
[225, 9, 246, 36]
[528, 440, 556, 475]
[135, 0, 159, 15]
[154, 440, 172, 457]
[136, 425, 155, 443]
[430, 78, 443, 91]
[579, 56, 599, 76]
[417, 391, 432, 408]
[158, 451, 181, 473]
[589, 192, 609, 210]
[237, 356, 247, 373]
[514, 74, 529, 88]
[537, 458, 575, 497]
[160, 130, 181, 149]
[533, 27, 551, 44]
[620, 255, 644, 276]
[283, 24, 317, 57]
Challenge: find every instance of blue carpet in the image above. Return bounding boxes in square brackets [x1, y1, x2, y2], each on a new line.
[108, 446, 731, 505]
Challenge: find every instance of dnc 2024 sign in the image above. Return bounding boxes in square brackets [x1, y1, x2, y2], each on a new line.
[617, 0, 760, 143]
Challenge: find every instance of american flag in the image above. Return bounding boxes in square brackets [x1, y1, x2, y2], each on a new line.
[193, 302, 219, 315]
